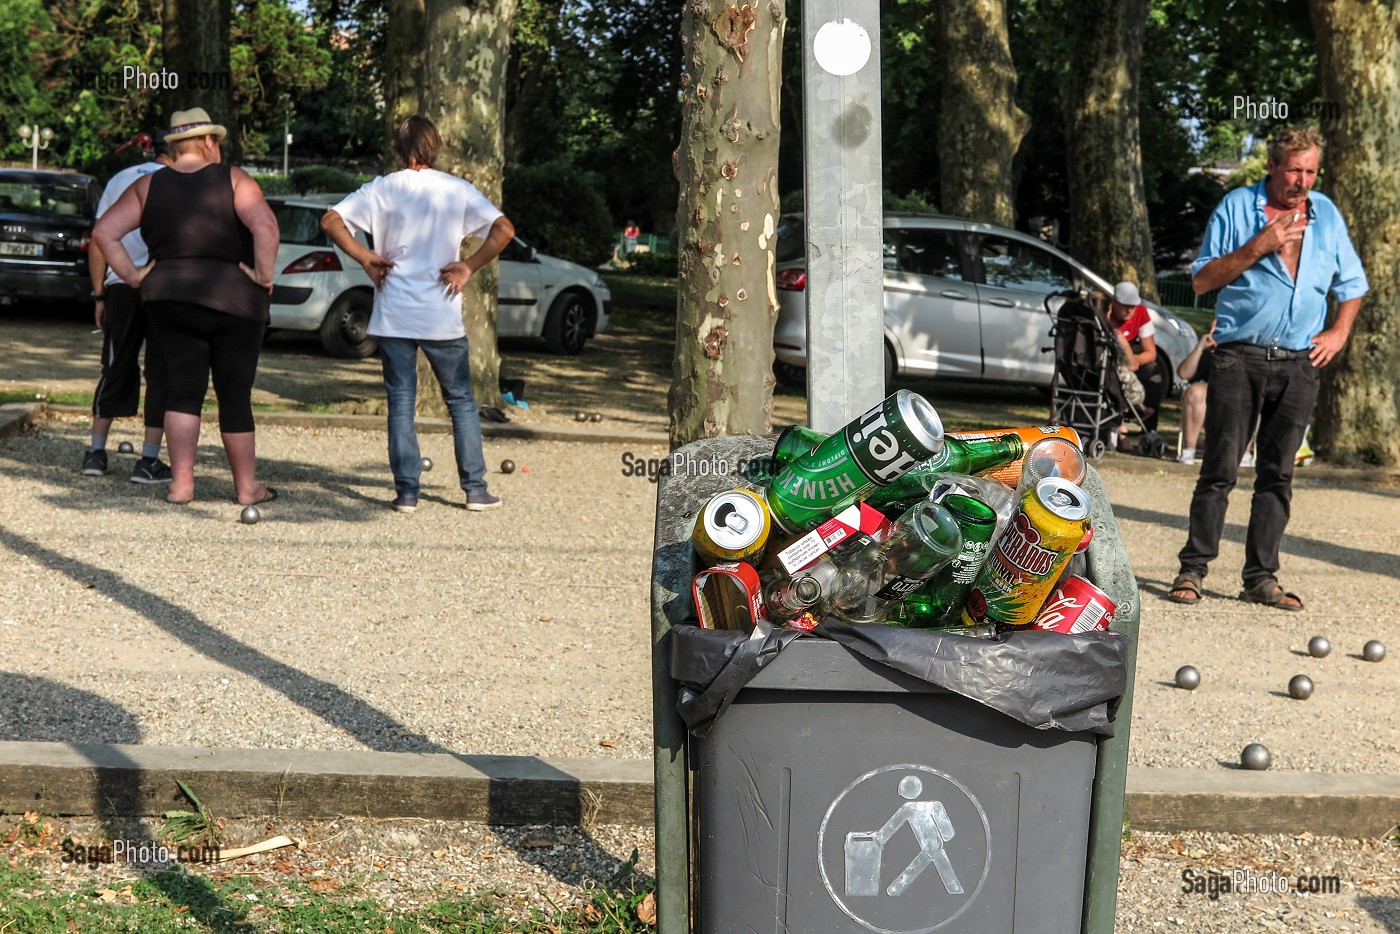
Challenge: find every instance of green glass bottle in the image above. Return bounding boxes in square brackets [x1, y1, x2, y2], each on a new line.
[864, 434, 1026, 512]
[772, 425, 826, 471]
[915, 493, 1000, 627]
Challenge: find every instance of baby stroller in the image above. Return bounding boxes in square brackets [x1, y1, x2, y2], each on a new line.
[1045, 290, 1165, 459]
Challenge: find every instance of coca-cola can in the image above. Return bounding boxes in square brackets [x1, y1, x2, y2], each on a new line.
[1030, 576, 1116, 634]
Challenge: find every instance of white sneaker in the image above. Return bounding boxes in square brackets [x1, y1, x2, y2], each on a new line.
[1240, 451, 1256, 468]
[1177, 450, 1196, 465]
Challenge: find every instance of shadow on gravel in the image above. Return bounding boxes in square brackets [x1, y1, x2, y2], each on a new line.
[1111, 503, 1400, 580]
[0, 674, 141, 746]
[1358, 897, 1400, 932]
[0, 525, 631, 891]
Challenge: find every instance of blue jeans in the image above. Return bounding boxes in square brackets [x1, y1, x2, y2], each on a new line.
[378, 336, 489, 498]
[1177, 343, 1319, 589]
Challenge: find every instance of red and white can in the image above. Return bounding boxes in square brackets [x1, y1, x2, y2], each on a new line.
[1030, 576, 1116, 634]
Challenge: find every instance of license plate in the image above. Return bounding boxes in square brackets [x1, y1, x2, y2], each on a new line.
[0, 242, 43, 257]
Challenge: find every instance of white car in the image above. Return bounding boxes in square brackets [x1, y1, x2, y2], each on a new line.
[267, 195, 611, 358]
[772, 213, 1198, 393]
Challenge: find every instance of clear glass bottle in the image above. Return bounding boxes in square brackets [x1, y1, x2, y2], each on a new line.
[829, 500, 963, 623]
[761, 560, 839, 624]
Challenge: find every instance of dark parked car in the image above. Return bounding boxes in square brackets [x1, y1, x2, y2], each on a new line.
[0, 169, 99, 306]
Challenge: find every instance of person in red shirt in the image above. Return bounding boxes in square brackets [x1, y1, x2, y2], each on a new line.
[1106, 280, 1165, 442]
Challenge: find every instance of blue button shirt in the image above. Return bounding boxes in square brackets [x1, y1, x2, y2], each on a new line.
[1192, 179, 1368, 350]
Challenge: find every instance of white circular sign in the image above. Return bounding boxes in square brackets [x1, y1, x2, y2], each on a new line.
[817, 764, 991, 933]
[813, 19, 872, 77]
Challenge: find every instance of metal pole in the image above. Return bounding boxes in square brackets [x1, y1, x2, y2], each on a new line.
[802, 0, 884, 432]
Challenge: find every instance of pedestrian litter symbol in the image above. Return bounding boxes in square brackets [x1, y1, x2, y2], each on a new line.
[818, 765, 990, 933]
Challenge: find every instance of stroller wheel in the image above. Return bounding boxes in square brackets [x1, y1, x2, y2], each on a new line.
[1088, 438, 1107, 459]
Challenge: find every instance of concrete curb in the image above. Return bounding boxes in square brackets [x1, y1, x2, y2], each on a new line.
[1, 742, 1397, 838]
[0, 403, 38, 439]
[0, 742, 653, 827]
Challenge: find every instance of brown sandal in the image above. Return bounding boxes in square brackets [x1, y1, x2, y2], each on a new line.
[1166, 575, 1202, 604]
[1239, 579, 1303, 611]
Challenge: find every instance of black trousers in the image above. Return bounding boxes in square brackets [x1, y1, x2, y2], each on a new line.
[1177, 344, 1319, 589]
[144, 301, 265, 434]
[92, 283, 166, 428]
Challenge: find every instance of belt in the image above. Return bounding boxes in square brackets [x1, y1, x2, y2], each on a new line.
[1218, 342, 1309, 361]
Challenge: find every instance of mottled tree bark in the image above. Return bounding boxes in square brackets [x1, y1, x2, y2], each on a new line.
[1064, 0, 1157, 298]
[1309, 0, 1400, 467]
[935, 0, 1027, 227]
[162, 0, 238, 163]
[385, 0, 514, 413]
[669, 0, 785, 447]
[384, 0, 426, 171]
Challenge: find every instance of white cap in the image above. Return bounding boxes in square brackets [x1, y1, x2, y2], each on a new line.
[1113, 281, 1141, 306]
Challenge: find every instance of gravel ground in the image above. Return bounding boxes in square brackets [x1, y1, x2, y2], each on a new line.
[3, 410, 1399, 930]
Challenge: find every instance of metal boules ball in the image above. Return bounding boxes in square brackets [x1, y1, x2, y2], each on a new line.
[1174, 665, 1201, 691]
[500, 459, 516, 474]
[422, 457, 433, 472]
[117, 441, 135, 454]
[1307, 636, 1331, 658]
[1241, 743, 1272, 771]
[239, 505, 261, 525]
[589, 412, 603, 422]
[575, 411, 589, 422]
[1288, 674, 1314, 700]
[1363, 640, 1387, 662]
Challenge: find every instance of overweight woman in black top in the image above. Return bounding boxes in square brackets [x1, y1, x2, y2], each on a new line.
[93, 108, 279, 506]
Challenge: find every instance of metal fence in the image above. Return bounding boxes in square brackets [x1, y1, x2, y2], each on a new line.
[1155, 274, 1218, 312]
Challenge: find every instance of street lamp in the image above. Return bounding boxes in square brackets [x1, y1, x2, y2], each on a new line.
[17, 125, 54, 170]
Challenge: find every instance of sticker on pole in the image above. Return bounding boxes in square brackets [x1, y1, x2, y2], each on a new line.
[817, 764, 991, 933]
[812, 19, 872, 77]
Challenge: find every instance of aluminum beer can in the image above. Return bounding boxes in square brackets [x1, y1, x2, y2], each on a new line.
[764, 390, 945, 534]
[1030, 575, 1116, 634]
[960, 477, 1091, 629]
[691, 488, 772, 564]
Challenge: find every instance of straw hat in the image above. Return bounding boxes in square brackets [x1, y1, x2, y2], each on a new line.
[163, 108, 227, 142]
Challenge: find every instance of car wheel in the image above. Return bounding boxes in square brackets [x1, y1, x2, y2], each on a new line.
[884, 343, 898, 391]
[319, 291, 376, 358]
[543, 290, 591, 355]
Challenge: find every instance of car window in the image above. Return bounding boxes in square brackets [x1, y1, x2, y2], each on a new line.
[977, 235, 1074, 294]
[891, 228, 965, 280]
[0, 179, 91, 218]
[500, 238, 534, 262]
[775, 215, 804, 263]
[271, 204, 331, 246]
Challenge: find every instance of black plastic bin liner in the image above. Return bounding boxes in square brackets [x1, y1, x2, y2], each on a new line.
[673, 621, 1129, 738]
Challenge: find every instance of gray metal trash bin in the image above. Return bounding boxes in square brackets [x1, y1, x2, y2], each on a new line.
[652, 435, 1140, 934]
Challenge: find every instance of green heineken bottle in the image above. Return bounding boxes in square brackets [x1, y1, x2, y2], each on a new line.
[745, 425, 827, 486]
[772, 425, 826, 472]
[864, 434, 1025, 512]
[764, 391, 945, 534]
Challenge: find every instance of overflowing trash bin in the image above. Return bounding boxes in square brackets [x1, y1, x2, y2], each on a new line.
[651, 410, 1140, 934]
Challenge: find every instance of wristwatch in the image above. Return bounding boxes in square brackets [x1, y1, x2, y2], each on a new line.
[90, 290, 106, 301]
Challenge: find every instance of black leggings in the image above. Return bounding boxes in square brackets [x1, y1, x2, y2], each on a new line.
[145, 301, 265, 433]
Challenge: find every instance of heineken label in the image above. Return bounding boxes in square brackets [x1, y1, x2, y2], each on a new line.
[765, 392, 943, 533]
[844, 395, 938, 484]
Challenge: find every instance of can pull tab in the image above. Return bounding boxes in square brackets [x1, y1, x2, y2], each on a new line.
[716, 503, 749, 535]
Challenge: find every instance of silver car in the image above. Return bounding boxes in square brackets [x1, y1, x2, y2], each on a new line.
[267, 195, 611, 358]
[772, 213, 1197, 392]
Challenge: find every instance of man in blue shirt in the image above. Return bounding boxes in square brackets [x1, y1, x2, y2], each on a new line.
[1168, 126, 1367, 610]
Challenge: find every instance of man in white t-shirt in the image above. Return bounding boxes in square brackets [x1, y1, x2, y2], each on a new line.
[322, 115, 515, 512]
[81, 131, 174, 484]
